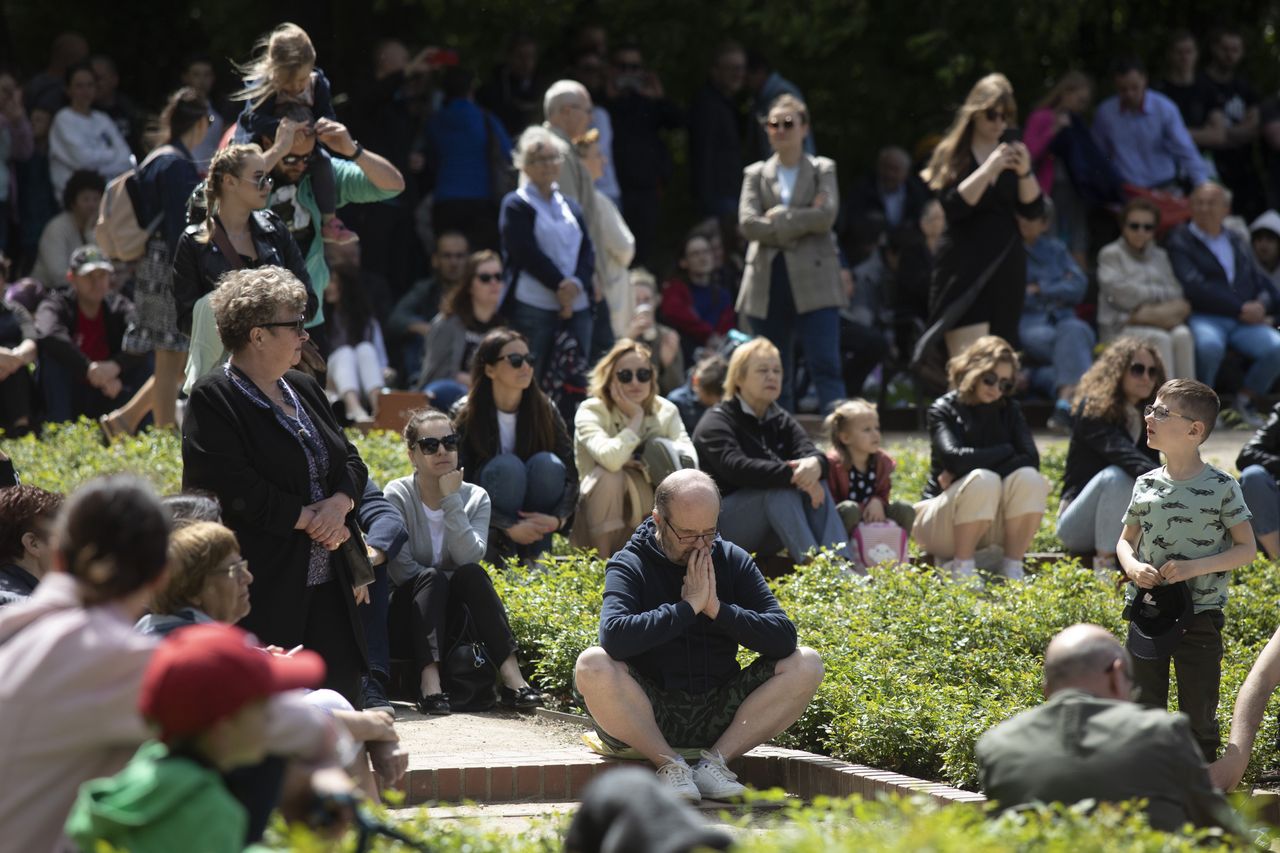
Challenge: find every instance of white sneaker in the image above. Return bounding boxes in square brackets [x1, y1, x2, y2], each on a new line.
[943, 558, 977, 580]
[691, 749, 747, 800]
[656, 756, 701, 802]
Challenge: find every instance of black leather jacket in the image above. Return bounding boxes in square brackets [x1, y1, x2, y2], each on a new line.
[1237, 403, 1280, 478]
[1061, 404, 1159, 504]
[924, 391, 1038, 499]
[172, 210, 314, 334]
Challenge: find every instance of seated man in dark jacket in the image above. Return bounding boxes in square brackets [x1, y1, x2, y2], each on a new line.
[1236, 403, 1280, 559]
[1167, 182, 1280, 425]
[574, 470, 824, 803]
[35, 245, 148, 422]
[977, 623, 1241, 834]
[0, 484, 62, 607]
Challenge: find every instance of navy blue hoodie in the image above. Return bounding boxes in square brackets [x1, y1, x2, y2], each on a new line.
[599, 518, 797, 694]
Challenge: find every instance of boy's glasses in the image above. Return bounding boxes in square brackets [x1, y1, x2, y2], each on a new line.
[1144, 404, 1195, 422]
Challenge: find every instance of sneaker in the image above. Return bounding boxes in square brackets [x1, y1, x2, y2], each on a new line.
[416, 692, 451, 716]
[691, 749, 747, 800]
[1000, 558, 1026, 581]
[942, 558, 977, 580]
[1046, 403, 1073, 435]
[1231, 397, 1265, 429]
[656, 756, 701, 802]
[362, 674, 394, 717]
[321, 217, 359, 245]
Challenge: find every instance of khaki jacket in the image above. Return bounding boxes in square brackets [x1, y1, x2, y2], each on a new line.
[737, 154, 845, 318]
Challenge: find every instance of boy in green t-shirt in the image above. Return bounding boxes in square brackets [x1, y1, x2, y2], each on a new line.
[1118, 379, 1255, 761]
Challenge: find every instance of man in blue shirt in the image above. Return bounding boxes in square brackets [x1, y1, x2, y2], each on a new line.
[1094, 57, 1210, 191]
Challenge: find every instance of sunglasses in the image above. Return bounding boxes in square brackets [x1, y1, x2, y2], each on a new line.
[1144, 403, 1195, 422]
[1125, 221, 1156, 232]
[475, 272, 502, 283]
[980, 372, 1015, 394]
[983, 107, 1008, 122]
[766, 115, 797, 131]
[1128, 363, 1159, 378]
[494, 352, 536, 368]
[260, 318, 306, 335]
[239, 172, 273, 191]
[616, 367, 653, 384]
[416, 433, 460, 454]
[280, 151, 315, 166]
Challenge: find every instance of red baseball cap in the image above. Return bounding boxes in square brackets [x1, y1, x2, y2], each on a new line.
[139, 623, 326, 741]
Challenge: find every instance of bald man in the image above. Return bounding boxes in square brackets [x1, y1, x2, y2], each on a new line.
[574, 469, 824, 803]
[976, 623, 1240, 833]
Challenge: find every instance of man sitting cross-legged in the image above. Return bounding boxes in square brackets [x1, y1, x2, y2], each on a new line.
[574, 469, 824, 802]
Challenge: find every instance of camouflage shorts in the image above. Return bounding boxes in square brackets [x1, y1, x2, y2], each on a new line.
[587, 656, 779, 753]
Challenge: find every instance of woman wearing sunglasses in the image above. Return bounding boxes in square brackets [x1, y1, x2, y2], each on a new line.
[385, 408, 544, 714]
[919, 73, 1043, 364]
[419, 249, 507, 413]
[454, 328, 578, 561]
[572, 338, 697, 556]
[1057, 338, 1164, 575]
[1096, 197, 1194, 378]
[913, 335, 1050, 580]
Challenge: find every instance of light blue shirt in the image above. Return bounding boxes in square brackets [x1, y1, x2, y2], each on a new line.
[513, 182, 588, 312]
[881, 185, 906, 228]
[591, 106, 621, 204]
[1189, 222, 1236, 284]
[1092, 89, 1209, 188]
[777, 164, 800, 206]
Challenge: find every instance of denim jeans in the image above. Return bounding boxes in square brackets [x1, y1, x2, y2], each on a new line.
[1020, 312, 1096, 396]
[1240, 464, 1280, 536]
[751, 254, 844, 413]
[1188, 313, 1280, 394]
[479, 451, 569, 558]
[718, 485, 852, 562]
[1055, 465, 1136, 554]
[359, 562, 391, 679]
[507, 300, 593, 383]
[37, 354, 151, 422]
[423, 378, 468, 413]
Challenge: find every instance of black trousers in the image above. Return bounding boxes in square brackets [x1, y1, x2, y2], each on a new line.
[390, 562, 517, 677]
[301, 580, 365, 708]
[1130, 609, 1224, 761]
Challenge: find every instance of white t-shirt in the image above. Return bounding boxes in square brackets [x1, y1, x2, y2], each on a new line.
[498, 410, 518, 455]
[48, 107, 135, 197]
[421, 503, 446, 565]
[777, 163, 800, 206]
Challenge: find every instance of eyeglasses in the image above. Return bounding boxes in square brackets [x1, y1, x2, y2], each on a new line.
[260, 318, 307, 335]
[1144, 403, 1195, 422]
[280, 151, 315, 166]
[983, 107, 1008, 122]
[1128, 363, 1159, 378]
[766, 115, 797, 131]
[238, 172, 273, 191]
[475, 272, 502, 283]
[494, 352, 536, 368]
[416, 434, 460, 454]
[1125, 221, 1156, 232]
[663, 517, 718, 546]
[220, 558, 251, 580]
[616, 367, 653, 384]
[980, 372, 1015, 394]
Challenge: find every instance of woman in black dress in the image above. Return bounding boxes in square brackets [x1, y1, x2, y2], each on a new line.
[918, 73, 1043, 366]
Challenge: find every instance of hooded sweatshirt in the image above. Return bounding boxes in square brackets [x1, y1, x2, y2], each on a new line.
[599, 518, 797, 693]
[65, 740, 246, 853]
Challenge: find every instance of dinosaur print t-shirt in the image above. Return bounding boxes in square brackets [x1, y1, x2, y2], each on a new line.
[1122, 463, 1251, 613]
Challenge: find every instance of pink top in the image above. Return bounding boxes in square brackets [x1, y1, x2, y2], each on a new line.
[1023, 107, 1061, 195]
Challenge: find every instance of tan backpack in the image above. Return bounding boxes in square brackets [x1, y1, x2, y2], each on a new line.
[94, 145, 178, 261]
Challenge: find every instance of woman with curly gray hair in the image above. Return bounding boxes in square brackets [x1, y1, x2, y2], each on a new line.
[181, 264, 370, 706]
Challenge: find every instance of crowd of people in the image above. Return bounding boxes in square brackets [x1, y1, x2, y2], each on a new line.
[8, 18, 1280, 848]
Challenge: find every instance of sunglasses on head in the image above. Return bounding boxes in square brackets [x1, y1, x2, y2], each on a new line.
[416, 433, 460, 454]
[983, 107, 1008, 122]
[767, 115, 797, 130]
[980, 371, 1015, 394]
[1126, 221, 1156, 232]
[495, 352, 535, 368]
[616, 367, 653, 384]
[280, 151, 315, 166]
[1129, 362, 1159, 378]
[475, 272, 502, 283]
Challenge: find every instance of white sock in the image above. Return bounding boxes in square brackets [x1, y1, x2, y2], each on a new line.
[1001, 558, 1025, 580]
[948, 558, 977, 578]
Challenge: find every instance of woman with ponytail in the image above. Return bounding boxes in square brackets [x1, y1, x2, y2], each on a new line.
[172, 142, 313, 387]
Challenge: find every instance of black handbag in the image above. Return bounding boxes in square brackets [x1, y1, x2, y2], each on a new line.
[442, 605, 498, 711]
[337, 523, 376, 590]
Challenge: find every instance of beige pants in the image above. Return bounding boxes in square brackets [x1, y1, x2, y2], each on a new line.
[1118, 324, 1196, 379]
[911, 467, 1050, 560]
[571, 465, 654, 549]
[945, 323, 989, 358]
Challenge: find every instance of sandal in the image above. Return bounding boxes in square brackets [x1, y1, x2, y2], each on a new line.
[98, 414, 129, 446]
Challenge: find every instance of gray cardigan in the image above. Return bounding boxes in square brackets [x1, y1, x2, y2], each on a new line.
[384, 476, 491, 586]
[419, 312, 468, 385]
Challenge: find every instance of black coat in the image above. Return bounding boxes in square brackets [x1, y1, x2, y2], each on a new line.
[181, 367, 368, 650]
[1062, 406, 1160, 504]
[172, 210, 314, 334]
[924, 391, 1039, 499]
[693, 397, 827, 498]
[1237, 402, 1280, 478]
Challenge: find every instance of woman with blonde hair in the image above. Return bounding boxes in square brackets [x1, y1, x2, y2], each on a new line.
[915, 74, 1044, 376]
[572, 338, 697, 556]
[913, 335, 1049, 579]
[693, 337, 852, 565]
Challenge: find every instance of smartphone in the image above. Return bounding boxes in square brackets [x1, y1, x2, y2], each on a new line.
[1000, 128, 1022, 144]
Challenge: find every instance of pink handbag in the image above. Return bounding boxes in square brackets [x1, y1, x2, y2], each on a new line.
[852, 521, 908, 568]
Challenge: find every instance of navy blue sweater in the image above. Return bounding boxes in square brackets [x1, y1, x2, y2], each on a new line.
[599, 518, 797, 693]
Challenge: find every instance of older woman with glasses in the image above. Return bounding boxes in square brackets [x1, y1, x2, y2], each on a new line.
[181, 265, 369, 706]
[385, 409, 543, 715]
[572, 338, 697, 556]
[135, 521, 253, 635]
[912, 335, 1050, 580]
[1096, 198, 1195, 379]
[498, 125, 595, 379]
